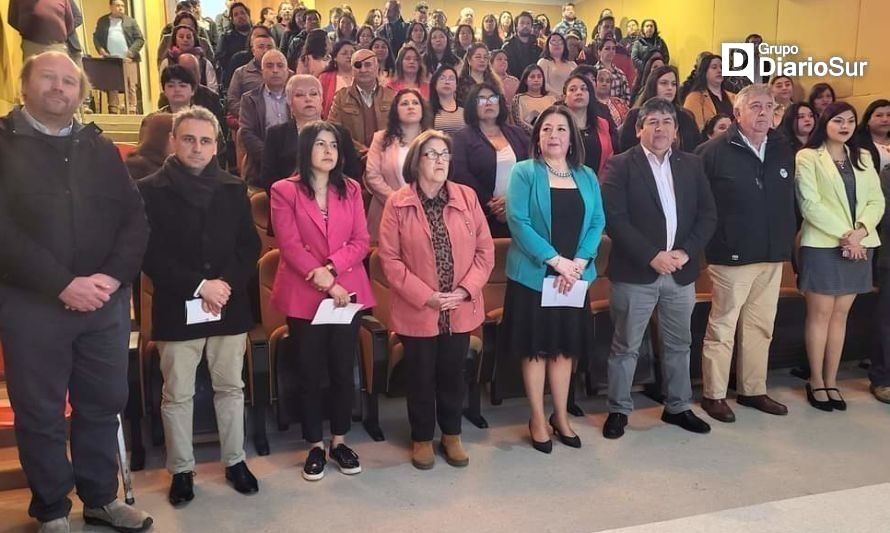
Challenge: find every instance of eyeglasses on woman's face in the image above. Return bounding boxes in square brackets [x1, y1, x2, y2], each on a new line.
[423, 149, 452, 161]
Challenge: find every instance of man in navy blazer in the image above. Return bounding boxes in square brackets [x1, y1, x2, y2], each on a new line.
[600, 97, 717, 439]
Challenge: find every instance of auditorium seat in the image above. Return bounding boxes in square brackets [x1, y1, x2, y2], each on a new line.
[250, 192, 277, 253]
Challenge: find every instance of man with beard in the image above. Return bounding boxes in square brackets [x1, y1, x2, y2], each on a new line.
[215, 1, 252, 78]
[503, 11, 542, 78]
[0, 51, 151, 533]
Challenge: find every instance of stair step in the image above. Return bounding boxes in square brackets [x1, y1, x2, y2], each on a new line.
[0, 443, 26, 492]
[84, 113, 144, 126]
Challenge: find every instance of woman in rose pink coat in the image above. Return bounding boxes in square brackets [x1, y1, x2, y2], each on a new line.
[378, 130, 495, 471]
[270, 121, 374, 482]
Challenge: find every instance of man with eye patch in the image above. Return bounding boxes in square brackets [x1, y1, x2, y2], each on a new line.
[138, 106, 262, 507]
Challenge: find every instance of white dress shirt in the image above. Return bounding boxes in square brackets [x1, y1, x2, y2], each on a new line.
[641, 144, 678, 251]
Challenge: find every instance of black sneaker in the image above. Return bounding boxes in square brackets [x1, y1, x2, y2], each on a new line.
[302, 446, 327, 481]
[329, 444, 362, 475]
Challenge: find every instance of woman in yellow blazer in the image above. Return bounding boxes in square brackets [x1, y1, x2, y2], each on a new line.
[682, 54, 736, 130]
[796, 102, 886, 412]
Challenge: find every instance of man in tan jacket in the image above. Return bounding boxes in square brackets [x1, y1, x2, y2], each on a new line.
[328, 48, 394, 156]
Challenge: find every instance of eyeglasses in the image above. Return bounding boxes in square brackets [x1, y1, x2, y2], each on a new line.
[353, 60, 375, 69]
[423, 150, 452, 161]
[476, 95, 500, 105]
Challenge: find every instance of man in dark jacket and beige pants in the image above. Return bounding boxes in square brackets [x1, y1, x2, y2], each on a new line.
[92, 0, 145, 114]
[695, 84, 797, 423]
[138, 106, 261, 507]
[0, 51, 152, 533]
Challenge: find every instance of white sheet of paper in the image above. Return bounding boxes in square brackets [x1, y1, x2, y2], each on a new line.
[185, 298, 222, 325]
[311, 298, 363, 325]
[540, 276, 589, 308]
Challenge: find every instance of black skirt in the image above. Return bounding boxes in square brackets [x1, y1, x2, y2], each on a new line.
[499, 278, 593, 361]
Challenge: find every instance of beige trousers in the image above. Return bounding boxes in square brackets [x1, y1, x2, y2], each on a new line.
[701, 263, 783, 399]
[107, 60, 139, 113]
[157, 334, 247, 474]
[21, 40, 67, 60]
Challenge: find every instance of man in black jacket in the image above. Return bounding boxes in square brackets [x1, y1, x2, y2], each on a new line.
[503, 12, 542, 79]
[0, 51, 151, 533]
[92, 0, 145, 114]
[138, 106, 261, 506]
[695, 84, 797, 423]
[375, 0, 409, 56]
[601, 98, 717, 439]
[215, 2, 252, 81]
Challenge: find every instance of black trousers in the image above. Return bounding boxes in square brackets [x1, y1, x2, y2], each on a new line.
[400, 332, 469, 442]
[0, 286, 130, 522]
[871, 268, 890, 386]
[287, 316, 359, 443]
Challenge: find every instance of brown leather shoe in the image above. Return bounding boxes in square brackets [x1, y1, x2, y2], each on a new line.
[701, 398, 736, 423]
[411, 441, 435, 470]
[439, 434, 469, 467]
[870, 385, 890, 404]
[737, 394, 788, 415]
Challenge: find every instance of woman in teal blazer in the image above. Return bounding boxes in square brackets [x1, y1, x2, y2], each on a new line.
[796, 102, 885, 411]
[500, 105, 605, 453]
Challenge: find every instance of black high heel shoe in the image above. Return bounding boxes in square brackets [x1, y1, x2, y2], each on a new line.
[806, 383, 834, 412]
[528, 420, 552, 454]
[549, 414, 582, 448]
[825, 388, 847, 411]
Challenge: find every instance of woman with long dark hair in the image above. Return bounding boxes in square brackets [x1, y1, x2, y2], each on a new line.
[159, 24, 218, 92]
[497, 11, 515, 42]
[452, 82, 530, 237]
[329, 11, 357, 42]
[423, 27, 460, 74]
[501, 105, 605, 453]
[682, 53, 735, 130]
[406, 21, 428, 55]
[457, 43, 502, 104]
[318, 40, 355, 118]
[481, 15, 502, 51]
[857, 99, 890, 172]
[511, 64, 557, 134]
[619, 65, 700, 153]
[356, 25, 374, 49]
[563, 74, 615, 176]
[781, 102, 816, 153]
[629, 52, 664, 103]
[808, 83, 836, 116]
[387, 44, 430, 99]
[270, 121, 375, 481]
[429, 66, 466, 135]
[363, 88, 431, 242]
[296, 28, 330, 76]
[631, 19, 669, 73]
[364, 8, 383, 30]
[537, 32, 577, 95]
[796, 102, 885, 411]
[370, 36, 396, 81]
[453, 24, 476, 61]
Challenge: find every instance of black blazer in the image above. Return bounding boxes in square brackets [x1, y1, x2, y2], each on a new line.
[618, 106, 701, 154]
[259, 120, 363, 196]
[601, 145, 717, 286]
[137, 159, 261, 341]
[451, 124, 530, 237]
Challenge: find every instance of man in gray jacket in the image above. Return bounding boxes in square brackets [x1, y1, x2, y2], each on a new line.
[92, 0, 144, 113]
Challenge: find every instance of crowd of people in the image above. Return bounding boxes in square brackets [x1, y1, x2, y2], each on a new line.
[3, 1, 890, 532]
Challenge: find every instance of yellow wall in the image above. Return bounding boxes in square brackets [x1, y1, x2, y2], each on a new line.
[3, 0, 887, 115]
[577, 0, 889, 112]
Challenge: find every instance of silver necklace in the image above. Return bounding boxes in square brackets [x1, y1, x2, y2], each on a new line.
[545, 161, 572, 178]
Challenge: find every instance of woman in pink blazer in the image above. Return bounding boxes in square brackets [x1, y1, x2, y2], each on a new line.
[363, 88, 431, 242]
[270, 121, 375, 482]
[378, 130, 495, 470]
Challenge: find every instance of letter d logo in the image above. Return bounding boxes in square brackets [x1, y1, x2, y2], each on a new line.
[721, 42, 755, 83]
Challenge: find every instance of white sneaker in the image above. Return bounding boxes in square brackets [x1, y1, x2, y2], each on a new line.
[38, 516, 70, 533]
[83, 499, 153, 531]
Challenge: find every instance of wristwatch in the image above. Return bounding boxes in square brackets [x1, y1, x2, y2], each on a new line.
[325, 262, 338, 278]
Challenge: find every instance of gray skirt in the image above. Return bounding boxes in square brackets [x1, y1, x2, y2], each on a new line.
[798, 246, 874, 295]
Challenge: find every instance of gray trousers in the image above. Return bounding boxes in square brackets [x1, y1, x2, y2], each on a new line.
[0, 285, 130, 522]
[608, 276, 695, 415]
